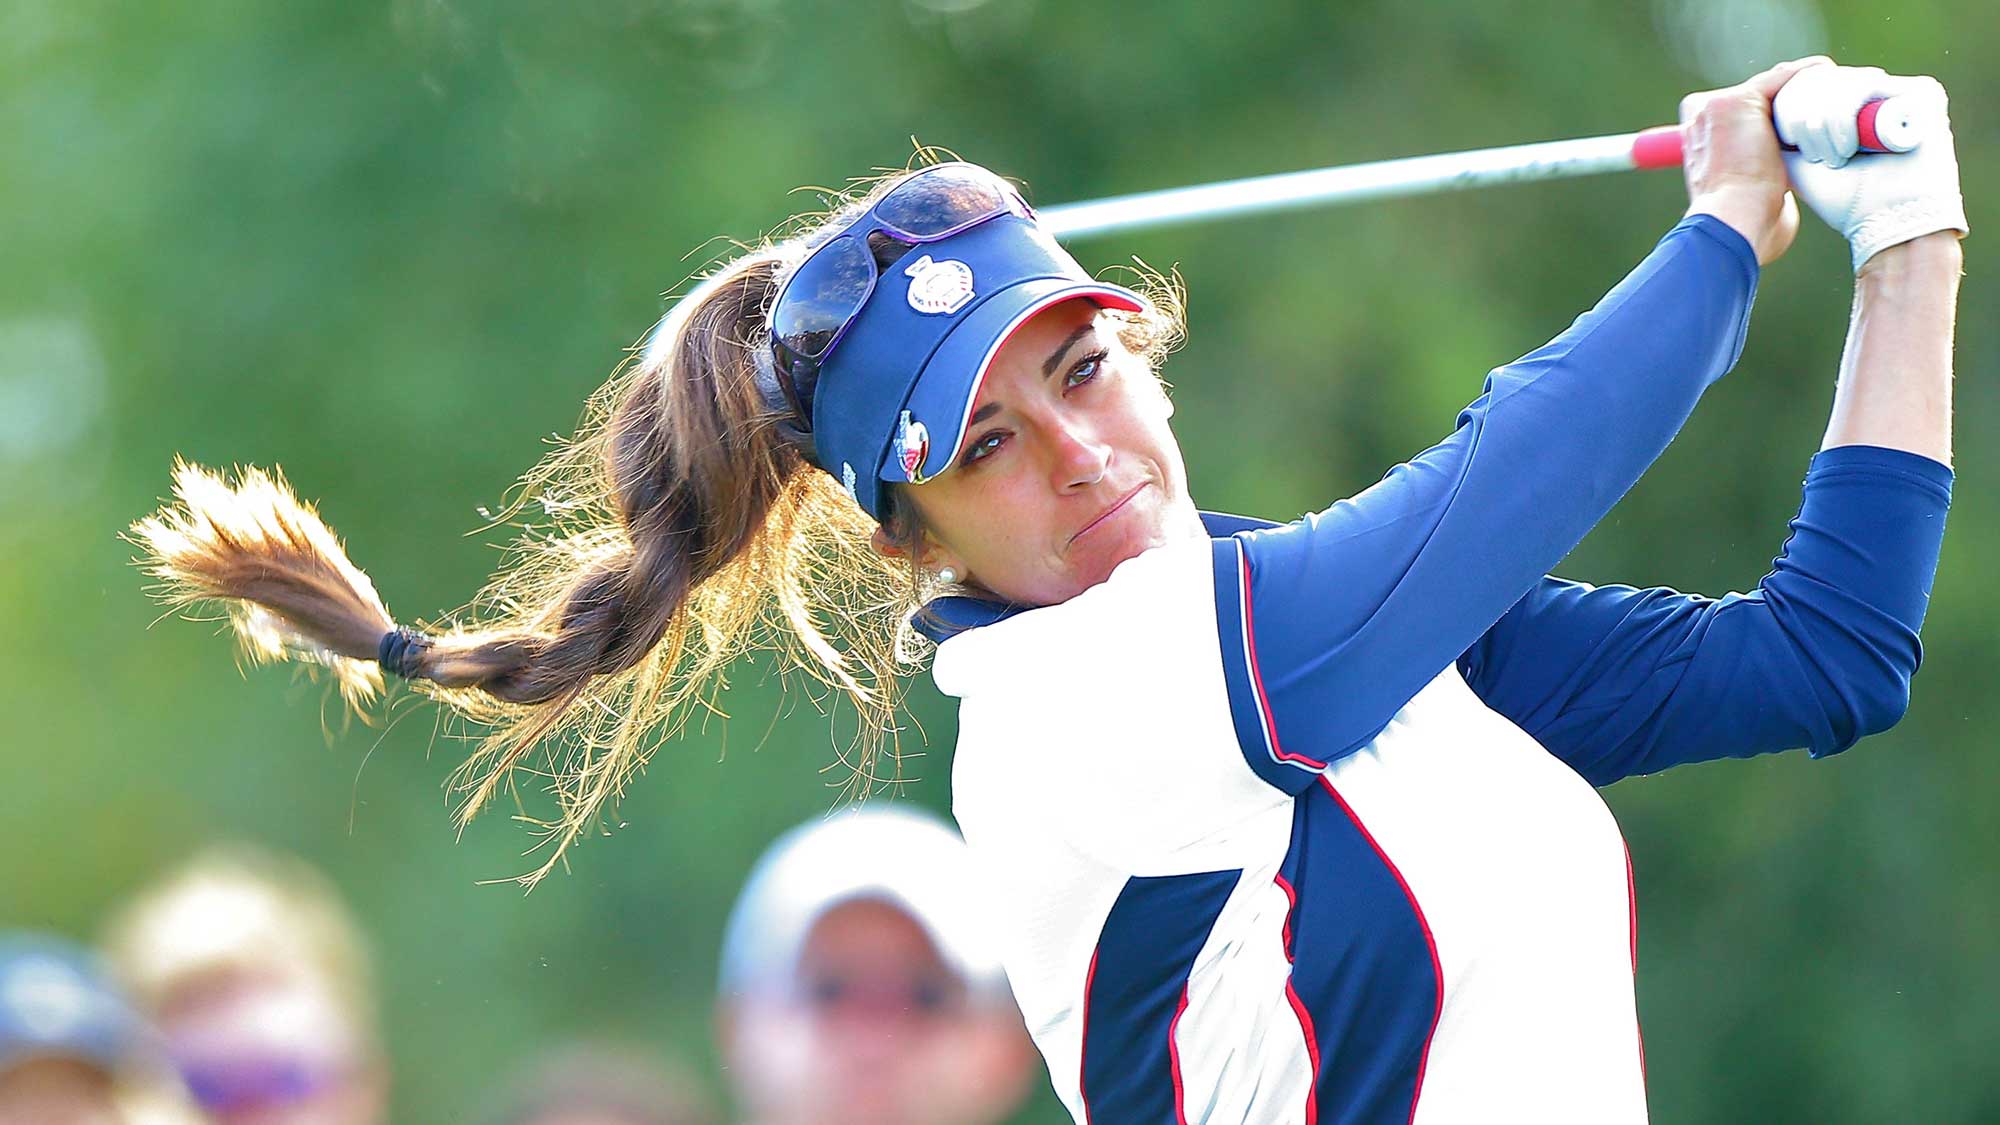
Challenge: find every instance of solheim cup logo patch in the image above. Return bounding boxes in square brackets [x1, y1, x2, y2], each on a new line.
[903, 255, 975, 315]
[896, 411, 931, 483]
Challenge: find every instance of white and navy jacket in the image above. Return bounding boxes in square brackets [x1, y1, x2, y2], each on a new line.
[919, 216, 1955, 1124]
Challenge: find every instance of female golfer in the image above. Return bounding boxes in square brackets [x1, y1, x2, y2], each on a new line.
[133, 56, 1964, 1123]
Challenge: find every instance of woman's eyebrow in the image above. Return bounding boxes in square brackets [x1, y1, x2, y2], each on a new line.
[1043, 325, 1095, 377]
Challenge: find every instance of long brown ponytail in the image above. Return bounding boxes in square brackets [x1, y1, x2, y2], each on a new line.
[129, 158, 1186, 886]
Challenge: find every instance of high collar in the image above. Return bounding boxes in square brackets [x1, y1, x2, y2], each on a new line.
[912, 510, 1280, 644]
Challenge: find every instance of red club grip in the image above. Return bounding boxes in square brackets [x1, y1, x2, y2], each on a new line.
[1856, 99, 1886, 152]
[1632, 126, 1685, 170]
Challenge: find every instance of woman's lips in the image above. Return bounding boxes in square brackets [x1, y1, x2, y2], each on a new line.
[1070, 482, 1148, 546]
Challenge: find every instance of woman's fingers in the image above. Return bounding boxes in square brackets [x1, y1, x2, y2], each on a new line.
[1741, 55, 1835, 100]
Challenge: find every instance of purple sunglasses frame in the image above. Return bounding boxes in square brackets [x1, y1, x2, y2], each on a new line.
[767, 161, 1036, 430]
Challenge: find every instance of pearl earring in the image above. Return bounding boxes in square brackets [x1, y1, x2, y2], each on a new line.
[936, 567, 959, 585]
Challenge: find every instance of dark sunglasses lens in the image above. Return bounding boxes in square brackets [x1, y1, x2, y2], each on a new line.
[772, 234, 874, 361]
[874, 165, 1010, 238]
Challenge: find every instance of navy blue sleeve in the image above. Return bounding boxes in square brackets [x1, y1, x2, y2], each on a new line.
[1211, 214, 1759, 793]
[1456, 444, 1952, 786]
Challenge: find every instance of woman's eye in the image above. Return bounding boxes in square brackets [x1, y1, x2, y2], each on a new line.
[1065, 350, 1108, 390]
[962, 431, 1006, 465]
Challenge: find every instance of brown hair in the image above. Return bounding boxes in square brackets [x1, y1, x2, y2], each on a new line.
[128, 155, 1186, 886]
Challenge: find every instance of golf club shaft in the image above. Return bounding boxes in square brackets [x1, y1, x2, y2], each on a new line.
[1043, 98, 1916, 240]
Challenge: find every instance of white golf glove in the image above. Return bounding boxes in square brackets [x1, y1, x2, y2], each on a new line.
[1772, 64, 1968, 272]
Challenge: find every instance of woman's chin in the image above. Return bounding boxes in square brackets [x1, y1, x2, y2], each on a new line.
[1062, 493, 1191, 594]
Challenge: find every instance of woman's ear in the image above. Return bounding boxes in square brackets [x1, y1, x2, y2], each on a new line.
[869, 525, 911, 561]
[869, 526, 968, 585]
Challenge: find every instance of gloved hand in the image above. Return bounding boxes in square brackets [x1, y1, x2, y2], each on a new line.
[1772, 64, 1968, 272]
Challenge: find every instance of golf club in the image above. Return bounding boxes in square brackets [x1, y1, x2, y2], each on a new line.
[1041, 96, 1925, 239]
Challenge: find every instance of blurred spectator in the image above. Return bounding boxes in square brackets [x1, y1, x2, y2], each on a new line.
[0, 932, 194, 1125]
[101, 845, 387, 1125]
[481, 1042, 717, 1125]
[717, 806, 1037, 1125]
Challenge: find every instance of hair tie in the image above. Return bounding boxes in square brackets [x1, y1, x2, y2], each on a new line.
[376, 626, 432, 681]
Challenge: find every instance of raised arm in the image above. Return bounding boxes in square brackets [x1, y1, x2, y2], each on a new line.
[1785, 61, 1968, 468]
[1459, 65, 1965, 787]
[1456, 233, 1961, 784]
[1459, 446, 1952, 787]
[1210, 63, 1849, 787]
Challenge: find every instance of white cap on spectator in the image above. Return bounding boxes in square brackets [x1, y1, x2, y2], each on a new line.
[717, 805, 1009, 1003]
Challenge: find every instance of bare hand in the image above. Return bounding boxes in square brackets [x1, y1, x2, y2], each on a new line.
[1679, 56, 1831, 265]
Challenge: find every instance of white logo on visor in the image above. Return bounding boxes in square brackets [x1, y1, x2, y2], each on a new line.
[903, 255, 975, 315]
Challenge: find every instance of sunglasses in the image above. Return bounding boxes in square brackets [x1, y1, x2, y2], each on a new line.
[768, 162, 1034, 431]
[178, 1054, 348, 1115]
[800, 968, 967, 1019]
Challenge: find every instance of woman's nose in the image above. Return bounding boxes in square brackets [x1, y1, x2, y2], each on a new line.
[1048, 418, 1111, 490]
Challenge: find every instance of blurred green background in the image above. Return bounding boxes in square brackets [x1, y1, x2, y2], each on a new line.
[3, 0, 1992, 1121]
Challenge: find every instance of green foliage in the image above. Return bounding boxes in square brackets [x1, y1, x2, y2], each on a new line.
[2, 1, 1992, 1120]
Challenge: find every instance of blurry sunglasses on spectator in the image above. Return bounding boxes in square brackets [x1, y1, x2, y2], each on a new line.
[801, 969, 968, 1018]
[179, 1055, 347, 1114]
